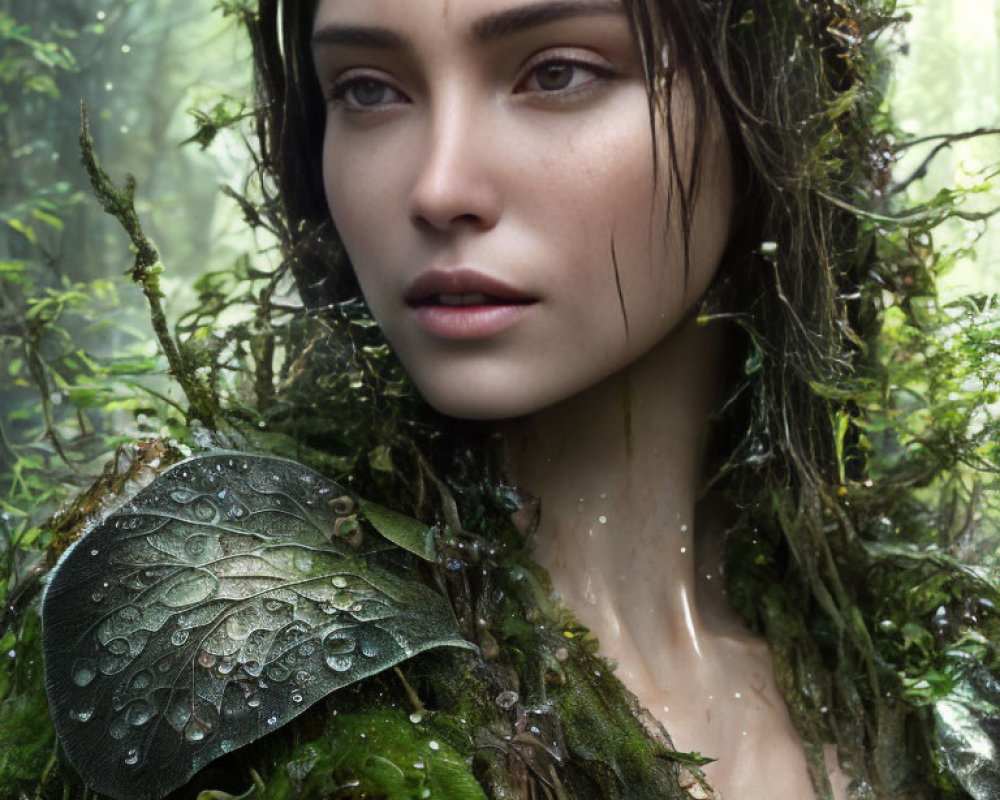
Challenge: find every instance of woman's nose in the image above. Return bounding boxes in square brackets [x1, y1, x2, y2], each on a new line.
[408, 106, 503, 234]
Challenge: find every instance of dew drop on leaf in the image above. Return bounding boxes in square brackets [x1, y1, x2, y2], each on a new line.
[72, 659, 97, 687]
[197, 650, 217, 668]
[326, 656, 352, 673]
[184, 718, 209, 743]
[109, 719, 127, 741]
[106, 638, 129, 656]
[127, 700, 154, 727]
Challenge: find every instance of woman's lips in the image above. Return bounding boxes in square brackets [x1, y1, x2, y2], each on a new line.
[405, 269, 537, 340]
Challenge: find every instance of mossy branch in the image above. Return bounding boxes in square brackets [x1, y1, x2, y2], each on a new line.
[78, 101, 217, 426]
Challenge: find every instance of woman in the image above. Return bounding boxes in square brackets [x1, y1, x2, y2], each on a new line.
[30, 0, 1000, 798]
[247, 0, 998, 797]
[301, 0, 822, 796]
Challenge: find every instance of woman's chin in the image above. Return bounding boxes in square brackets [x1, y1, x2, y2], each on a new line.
[422, 393, 532, 423]
[416, 381, 554, 423]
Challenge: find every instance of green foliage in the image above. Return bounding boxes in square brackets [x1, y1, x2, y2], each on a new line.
[0, 611, 56, 799]
[0, 10, 76, 107]
[262, 711, 488, 800]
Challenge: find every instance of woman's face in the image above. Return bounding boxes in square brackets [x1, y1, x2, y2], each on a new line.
[312, 0, 733, 420]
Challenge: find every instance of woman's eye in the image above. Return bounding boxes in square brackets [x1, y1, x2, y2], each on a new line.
[329, 77, 405, 111]
[518, 60, 608, 95]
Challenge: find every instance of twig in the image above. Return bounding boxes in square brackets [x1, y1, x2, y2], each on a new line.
[78, 101, 216, 426]
[894, 126, 1000, 152]
[892, 127, 1000, 196]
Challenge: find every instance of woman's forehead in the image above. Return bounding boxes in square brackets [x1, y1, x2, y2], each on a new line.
[312, 0, 628, 37]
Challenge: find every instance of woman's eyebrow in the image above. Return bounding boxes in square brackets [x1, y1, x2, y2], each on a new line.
[471, 0, 625, 42]
[311, 24, 407, 51]
[311, 0, 624, 52]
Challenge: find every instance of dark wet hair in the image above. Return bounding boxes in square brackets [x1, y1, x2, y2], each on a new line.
[249, 2, 934, 794]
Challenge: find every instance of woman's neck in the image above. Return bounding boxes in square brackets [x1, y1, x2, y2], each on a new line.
[497, 316, 828, 799]
[499, 314, 726, 686]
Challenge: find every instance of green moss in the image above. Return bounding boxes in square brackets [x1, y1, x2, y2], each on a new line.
[260, 711, 486, 800]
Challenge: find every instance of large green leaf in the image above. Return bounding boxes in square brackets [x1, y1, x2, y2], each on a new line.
[41, 452, 474, 800]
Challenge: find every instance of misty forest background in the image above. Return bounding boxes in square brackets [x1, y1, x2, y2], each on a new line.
[1, 0, 1000, 557]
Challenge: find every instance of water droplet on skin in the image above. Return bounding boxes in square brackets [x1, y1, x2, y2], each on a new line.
[663, 706, 670, 714]
[495, 691, 519, 710]
[597, 515, 608, 525]
[742, 729, 748, 737]
[734, 692, 742, 699]
[680, 524, 688, 533]
[72, 659, 97, 687]
[679, 546, 687, 554]
[124, 748, 139, 766]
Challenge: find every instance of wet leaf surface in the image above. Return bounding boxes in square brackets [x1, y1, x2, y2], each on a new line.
[359, 499, 437, 562]
[41, 452, 474, 800]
